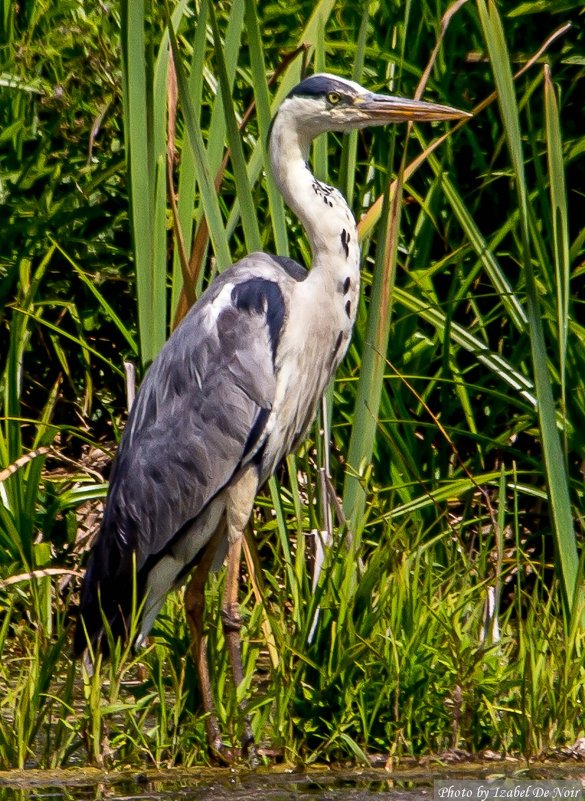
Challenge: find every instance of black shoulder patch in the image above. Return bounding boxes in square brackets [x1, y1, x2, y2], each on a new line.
[231, 278, 286, 362]
[271, 254, 308, 282]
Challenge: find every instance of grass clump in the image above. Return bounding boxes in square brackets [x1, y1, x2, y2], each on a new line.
[3, 520, 585, 768]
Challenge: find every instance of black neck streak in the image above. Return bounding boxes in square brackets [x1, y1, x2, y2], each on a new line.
[340, 228, 350, 259]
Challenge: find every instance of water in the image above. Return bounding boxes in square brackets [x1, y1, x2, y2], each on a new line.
[1, 765, 584, 801]
[0, 769, 431, 800]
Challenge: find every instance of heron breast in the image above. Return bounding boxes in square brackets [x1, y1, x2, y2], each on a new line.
[259, 306, 347, 477]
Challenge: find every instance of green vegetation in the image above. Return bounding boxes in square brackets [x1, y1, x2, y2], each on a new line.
[1, 0, 584, 770]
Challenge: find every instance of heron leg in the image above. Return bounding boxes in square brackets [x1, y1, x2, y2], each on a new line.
[184, 521, 233, 762]
[223, 466, 259, 757]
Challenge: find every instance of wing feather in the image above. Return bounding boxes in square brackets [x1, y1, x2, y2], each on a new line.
[114, 285, 282, 562]
[74, 254, 302, 655]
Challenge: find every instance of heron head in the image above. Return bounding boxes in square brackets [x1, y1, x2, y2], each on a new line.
[280, 73, 470, 138]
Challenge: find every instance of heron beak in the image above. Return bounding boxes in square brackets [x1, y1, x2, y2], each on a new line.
[355, 93, 471, 123]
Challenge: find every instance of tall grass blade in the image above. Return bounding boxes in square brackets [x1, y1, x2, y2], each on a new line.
[339, 7, 369, 205]
[343, 157, 401, 535]
[544, 64, 570, 430]
[244, 0, 289, 255]
[208, 3, 261, 254]
[170, 1, 208, 314]
[224, 0, 337, 242]
[121, 0, 167, 366]
[206, 1, 246, 175]
[477, 0, 578, 617]
[167, 13, 232, 271]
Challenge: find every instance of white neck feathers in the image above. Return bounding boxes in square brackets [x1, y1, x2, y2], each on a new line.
[269, 100, 360, 282]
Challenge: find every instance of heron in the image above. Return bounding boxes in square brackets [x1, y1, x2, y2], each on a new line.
[74, 73, 468, 757]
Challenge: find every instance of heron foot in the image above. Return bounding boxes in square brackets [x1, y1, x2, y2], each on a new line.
[208, 696, 257, 766]
[205, 709, 257, 766]
[242, 731, 259, 767]
[207, 735, 259, 767]
[208, 737, 236, 766]
[220, 604, 242, 633]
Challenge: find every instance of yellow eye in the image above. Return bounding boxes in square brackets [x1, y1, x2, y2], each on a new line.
[327, 91, 341, 105]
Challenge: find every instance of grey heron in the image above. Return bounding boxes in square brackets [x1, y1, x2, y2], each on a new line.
[74, 73, 468, 757]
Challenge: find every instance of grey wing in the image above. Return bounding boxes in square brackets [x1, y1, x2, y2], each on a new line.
[73, 255, 298, 656]
[107, 276, 284, 567]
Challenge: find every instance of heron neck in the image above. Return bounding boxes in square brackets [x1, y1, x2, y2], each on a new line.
[269, 115, 360, 284]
